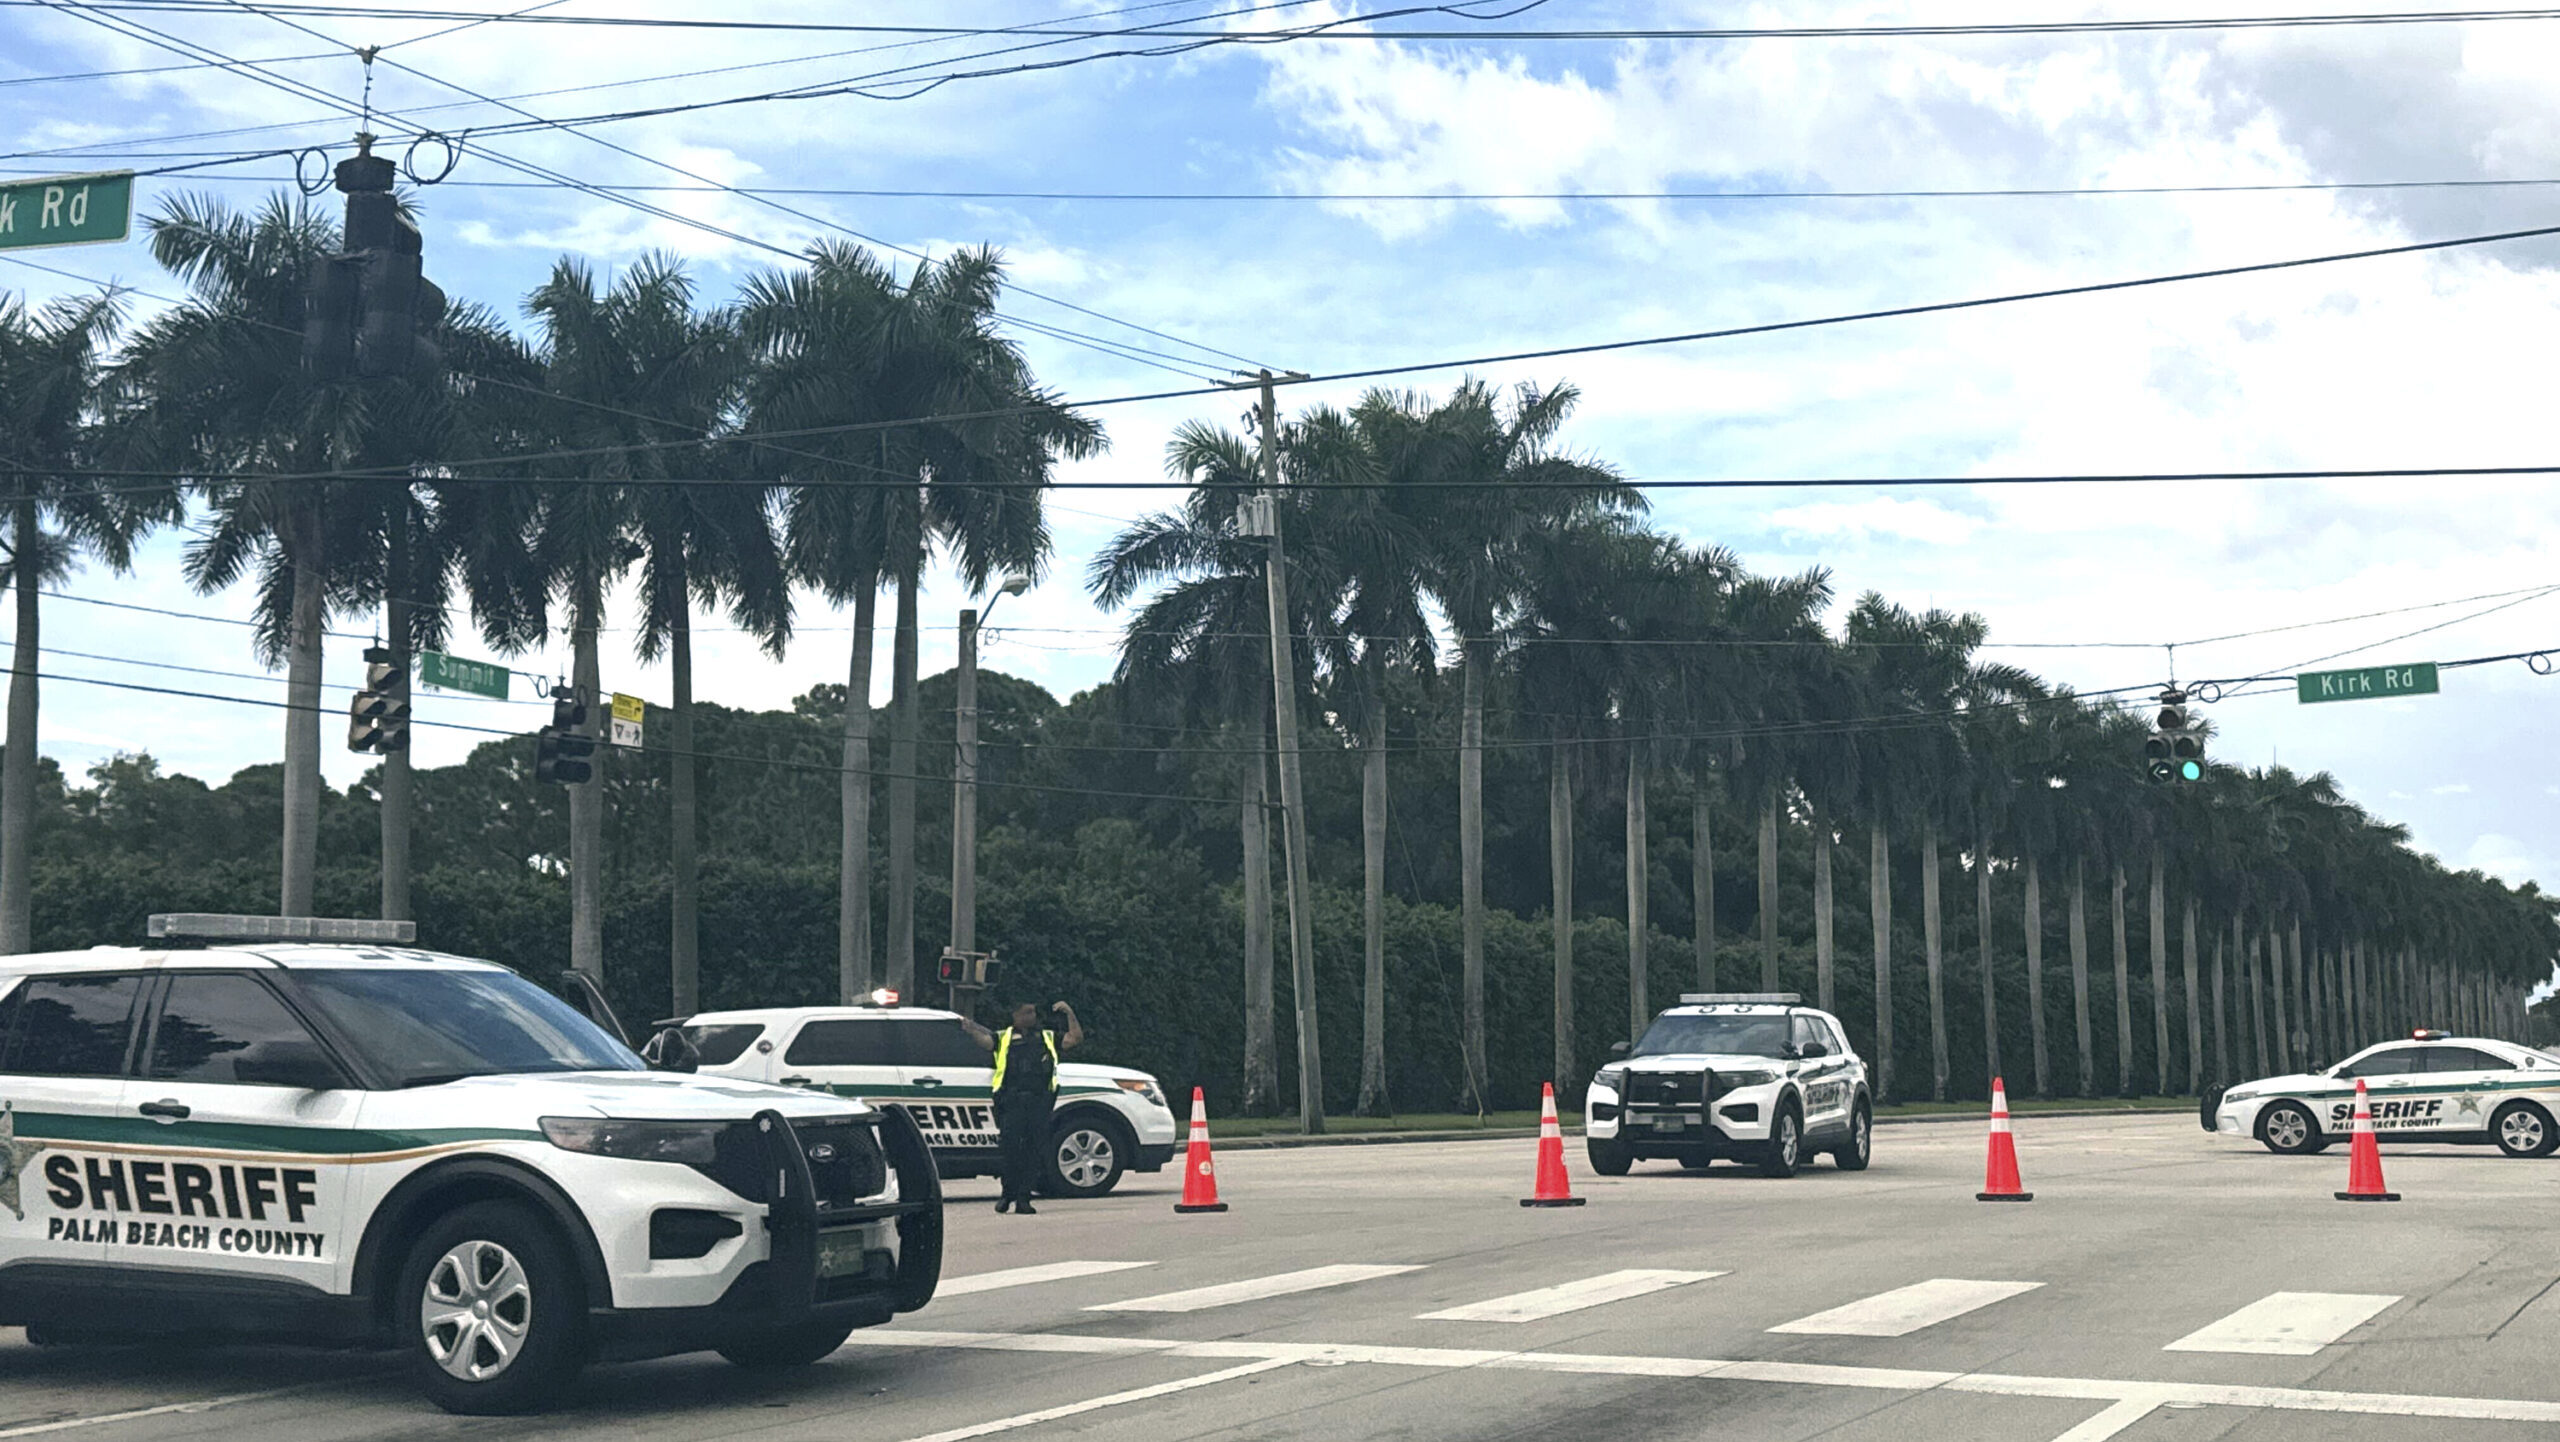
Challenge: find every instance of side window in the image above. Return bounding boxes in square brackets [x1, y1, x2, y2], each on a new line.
[2427, 1046, 2512, 1073]
[147, 973, 334, 1086]
[680, 1023, 767, 1067]
[1819, 1018, 1851, 1057]
[2340, 1048, 2419, 1079]
[2, 974, 145, 1078]
[903, 1020, 993, 1070]
[783, 1019, 902, 1067]
[1789, 1016, 1820, 1054]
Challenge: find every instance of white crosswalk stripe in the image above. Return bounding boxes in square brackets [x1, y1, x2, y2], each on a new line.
[1767, 1279, 2044, 1337]
[2161, 1292, 2400, 1355]
[1418, 1269, 1724, 1323]
[1089, 1264, 1424, 1314]
[939, 1261, 1157, 1297]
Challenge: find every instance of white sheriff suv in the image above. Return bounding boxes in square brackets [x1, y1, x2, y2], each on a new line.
[674, 996, 1178, 1199]
[0, 916, 943, 1414]
[1585, 993, 1873, 1178]
[2210, 1030, 2560, 1158]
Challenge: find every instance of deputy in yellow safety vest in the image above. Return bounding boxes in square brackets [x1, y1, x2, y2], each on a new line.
[962, 1000, 1084, 1214]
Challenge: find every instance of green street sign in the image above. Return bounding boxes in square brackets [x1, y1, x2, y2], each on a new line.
[2295, 661, 2439, 705]
[0, 171, 133, 253]
[419, 649, 511, 701]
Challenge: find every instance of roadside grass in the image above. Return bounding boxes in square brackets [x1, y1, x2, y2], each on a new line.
[1211, 1095, 2196, 1137]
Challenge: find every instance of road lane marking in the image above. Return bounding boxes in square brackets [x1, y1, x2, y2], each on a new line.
[1088, 1263, 1423, 1313]
[1418, 1269, 1724, 1323]
[2162, 1292, 2399, 1355]
[939, 1260, 1156, 1297]
[839, 1328, 2560, 1424]
[0, 1380, 355, 1438]
[1767, 1279, 2043, 1337]
[2048, 1395, 2162, 1442]
[885, 1358, 1295, 1442]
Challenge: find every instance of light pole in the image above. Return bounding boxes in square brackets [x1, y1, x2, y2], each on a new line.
[951, 576, 1029, 959]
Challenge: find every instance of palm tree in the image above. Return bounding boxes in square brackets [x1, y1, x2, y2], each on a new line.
[121, 193, 352, 917]
[1720, 570, 1837, 999]
[0, 288, 177, 949]
[1419, 378, 1633, 1108]
[1955, 658, 2043, 1093]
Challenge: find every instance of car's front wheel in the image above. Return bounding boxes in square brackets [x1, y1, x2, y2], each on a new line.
[1831, 1100, 1873, 1171]
[402, 1201, 586, 1415]
[1759, 1102, 1804, 1178]
[1041, 1112, 1132, 1199]
[1585, 1135, 1632, 1176]
[2492, 1101, 2558, 1158]
[718, 1317, 859, 1369]
[2258, 1101, 2328, 1156]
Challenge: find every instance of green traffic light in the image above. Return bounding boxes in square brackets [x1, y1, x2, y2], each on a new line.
[2179, 760, 2204, 782]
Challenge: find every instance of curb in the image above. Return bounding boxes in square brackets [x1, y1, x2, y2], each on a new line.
[1214, 1106, 2194, 1150]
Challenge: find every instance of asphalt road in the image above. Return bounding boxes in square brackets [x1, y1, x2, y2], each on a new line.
[7, 1113, 2560, 1441]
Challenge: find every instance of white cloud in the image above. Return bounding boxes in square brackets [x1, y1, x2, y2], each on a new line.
[1763, 497, 1983, 547]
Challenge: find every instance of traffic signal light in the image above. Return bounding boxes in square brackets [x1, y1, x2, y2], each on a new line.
[346, 646, 410, 754]
[937, 949, 999, 988]
[301, 253, 359, 376]
[305, 142, 445, 382]
[535, 686, 597, 785]
[355, 217, 444, 379]
[2146, 689, 2205, 784]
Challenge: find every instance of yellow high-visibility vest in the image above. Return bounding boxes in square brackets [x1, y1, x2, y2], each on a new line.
[992, 1028, 1059, 1092]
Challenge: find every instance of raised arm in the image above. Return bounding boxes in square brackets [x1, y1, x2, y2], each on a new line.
[958, 1015, 995, 1051]
[1053, 1001, 1085, 1051]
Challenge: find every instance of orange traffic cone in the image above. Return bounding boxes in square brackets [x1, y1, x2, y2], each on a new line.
[1976, 1076, 2034, 1202]
[1174, 1086, 1228, 1214]
[2335, 1077, 2399, 1202]
[1520, 1082, 1586, 1208]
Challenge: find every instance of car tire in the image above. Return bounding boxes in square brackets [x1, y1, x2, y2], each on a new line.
[1758, 1101, 1804, 1178]
[1585, 1135, 1633, 1176]
[1831, 1099, 1873, 1171]
[1679, 1156, 1716, 1171]
[717, 1317, 859, 1370]
[1040, 1111, 1132, 1199]
[2491, 1101, 2559, 1158]
[400, 1201, 586, 1416]
[2257, 1101, 2327, 1156]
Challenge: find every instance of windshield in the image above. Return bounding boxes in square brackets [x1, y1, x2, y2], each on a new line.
[289, 968, 644, 1087]
[1633, 1013, 1792, 1059]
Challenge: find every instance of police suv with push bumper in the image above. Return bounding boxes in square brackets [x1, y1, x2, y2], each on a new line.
[1585, 994, 1873, 1177]
[0, 916, 944, 1414]
[2209, 1030, 2560, 1158]
[674, 997, 1178, 1198]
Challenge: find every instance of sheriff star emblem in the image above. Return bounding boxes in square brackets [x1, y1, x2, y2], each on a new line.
[0, 1103, 46, 1222]
[2456, 1094, 2484, 1119]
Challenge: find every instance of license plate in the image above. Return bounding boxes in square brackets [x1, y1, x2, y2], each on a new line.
[815, 1228, 873, 1280]
[1650, 1115, 1689, 1132]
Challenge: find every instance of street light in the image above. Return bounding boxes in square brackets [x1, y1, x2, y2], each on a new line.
[951, 577, 1030, 961]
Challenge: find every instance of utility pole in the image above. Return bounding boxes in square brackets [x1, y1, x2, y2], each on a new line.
[950, 576, 1027, 958]
[1231, 368, 1323, 1134]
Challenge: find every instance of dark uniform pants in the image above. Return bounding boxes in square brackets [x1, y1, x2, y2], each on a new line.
[995, 1090, 1052, 1202]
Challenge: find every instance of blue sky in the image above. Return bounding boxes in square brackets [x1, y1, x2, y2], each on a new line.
[6, 2, 2560, 934]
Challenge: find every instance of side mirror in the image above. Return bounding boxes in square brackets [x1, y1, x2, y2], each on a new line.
[640, 1027, 701, 1074]
[1799, 1041, 1828, 1060]
[1609, 1040, 1631, 1057]
[235, 1040, 345, 1091]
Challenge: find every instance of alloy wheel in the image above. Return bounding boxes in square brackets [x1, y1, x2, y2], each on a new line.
[421, 1239, 533, 1382]
[1057, 1127, 1117, 1190]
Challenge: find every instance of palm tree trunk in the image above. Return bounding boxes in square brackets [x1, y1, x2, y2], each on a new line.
[1695, 789, 1716, 991]
[1813, 813, 1834, 1014]
[379, 509, 412, 923]
[1, 499, 40, 952]
[2264, 921, 2289, 1073]
[2024, 855, 2048, 1098]
[1358, 685, 1389, 1117]
[569, 570, 605, 980]
[1241, 693, 1277, 1115]
[837, 582, 878, 1001]
[1758, 795, 1780, 990]
[1975, 827, 1998, 1090]
[886, 567, 920, 994]
[2148, 849, 2170, 1096]
[2288, 921, 2309, 1065]
[1459, 641, 1487, 1110]
[2069, 861, 2093, 1096]
[1625, 742, 1648, 1037]
[2182, 898, 2202, 1094]
[669, 605, 700, 1017]
[2210, 926, 2229, 1088]
[1869, 820, 1893, 1101]
[1923, 824, 1946, 1102]
[280, 510, 324, 918]
[2111, 863, 2133, 1095]
[1552, 747, 1576, 1084]
[2246, 929, 2269, 1075]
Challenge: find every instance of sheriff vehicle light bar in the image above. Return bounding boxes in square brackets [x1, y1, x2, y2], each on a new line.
[148, 913, 418, 944]
[1679, 992, 1802, 1006]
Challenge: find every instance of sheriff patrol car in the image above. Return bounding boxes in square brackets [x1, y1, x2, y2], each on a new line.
[675, 999, 1178, 1199]
[0, 916, 943, 1415]
[1584, 993, 1873, 1178]
[2210, 1030, 2560, 1158]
